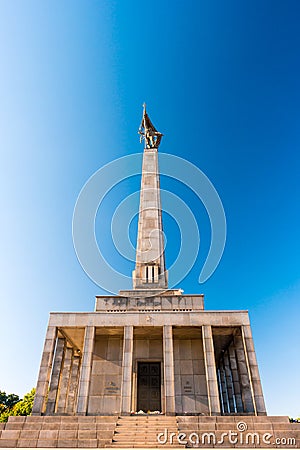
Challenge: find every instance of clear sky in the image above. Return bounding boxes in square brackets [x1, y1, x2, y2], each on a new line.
[0, 0, 299, 417]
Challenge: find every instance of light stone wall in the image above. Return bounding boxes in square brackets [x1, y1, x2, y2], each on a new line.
[133, 338, 163, 360]
[174, 337, 209, 414]
[87, 335, 123, 415]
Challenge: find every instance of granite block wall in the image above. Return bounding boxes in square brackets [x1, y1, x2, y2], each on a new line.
[88, 335, 123, 414]
[174, 337, 209, 414]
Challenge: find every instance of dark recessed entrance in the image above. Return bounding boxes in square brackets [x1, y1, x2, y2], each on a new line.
[137, 362, 161, 412]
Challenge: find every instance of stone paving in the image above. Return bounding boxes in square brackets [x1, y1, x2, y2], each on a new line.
[0, 415, 299, 448]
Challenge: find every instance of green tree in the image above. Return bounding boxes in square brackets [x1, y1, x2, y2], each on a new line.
[0, 391, 20, 408]
[0, 410, 12, 423]
[12, 389, 35, 416]
[0, 388, 35, 423]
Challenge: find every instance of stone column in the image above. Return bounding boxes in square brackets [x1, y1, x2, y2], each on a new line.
[66, 354, 81, 414]
[217, 369, 224, 413]
[219, 359, 229, 413]
[56, 347, 73, 413]
[163, 325, 175, 415]
[242, 325, 267, 415]
[121, 326, 134, 414]
[202, 326, 221, 415]
[228, 344, 243, 413]
[32, 325, 57, 415]
[46, 337, 66, 414]
[76, 326, 95, 415]
[234, 330, 255, 413]
[223, 351, 235, 413]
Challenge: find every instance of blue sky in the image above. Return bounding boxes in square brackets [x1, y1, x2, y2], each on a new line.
[0, 0, 299, 417]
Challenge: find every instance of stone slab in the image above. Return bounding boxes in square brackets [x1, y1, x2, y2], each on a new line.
[78, 438, 98, 447]
[20, 430, 40, 439]
[5, 423, 24, 430]
[60, 422, 78, 430]
[17, 439, 38, 447]
[23, 423, 43, 431]
[36, 439, 57, 447]
[1, 430, 21, 439]
[7, 416, 26, 423]
[0, 439, 17, 447]
[57, 439, 78, 447]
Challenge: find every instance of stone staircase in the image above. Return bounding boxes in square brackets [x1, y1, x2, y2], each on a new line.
[0, 415, 117, 448]
[110, 415, 184, 448]
[1, 414, 299, 448]
[177, 415, 300, 448]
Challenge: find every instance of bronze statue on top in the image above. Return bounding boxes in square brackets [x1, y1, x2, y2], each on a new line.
[138, 103, 163, 149]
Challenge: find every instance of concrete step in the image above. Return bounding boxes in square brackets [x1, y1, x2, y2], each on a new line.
[114, 432, 178, 435]
[115, 428, 178, 432]
[109, 415, 180, 448]
[113, 434, 175, 438]
[109, 446, 183, 448]
[113, 436, 175, 440]
[118, 417, 176, 420]
[113, 439, 175, 441]
[119, 418, 176, 423]
[119, 417, 176, 420]
[116, 421, 178, 426]
[119, 420, 177, 424]
[118, 418, 176, 424]
[118, 423, 177, 426]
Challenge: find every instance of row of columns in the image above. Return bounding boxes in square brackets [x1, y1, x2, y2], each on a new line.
[32, 323, 266, 416]
[32, 328, 85, 416]
[216, 328, 266, 415]
[217, 343, 246, 414]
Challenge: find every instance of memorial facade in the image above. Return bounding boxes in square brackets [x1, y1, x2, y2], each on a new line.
[31, 106, 266, 418]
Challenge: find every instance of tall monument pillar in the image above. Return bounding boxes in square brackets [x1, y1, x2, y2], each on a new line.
[132, 104, 168, 290]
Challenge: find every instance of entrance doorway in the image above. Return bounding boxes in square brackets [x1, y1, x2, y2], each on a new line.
[137, 362, 161, 412]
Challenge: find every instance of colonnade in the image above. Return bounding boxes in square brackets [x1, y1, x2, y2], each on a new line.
[32, 324, 266, 416]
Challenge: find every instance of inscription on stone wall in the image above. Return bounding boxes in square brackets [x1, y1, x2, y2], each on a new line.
[104, 381, 120, 396]
[183, 380, 193, 394]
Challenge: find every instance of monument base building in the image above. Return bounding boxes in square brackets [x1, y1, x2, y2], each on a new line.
[1, 107, 299, 448]
[30, 291, 266, 418]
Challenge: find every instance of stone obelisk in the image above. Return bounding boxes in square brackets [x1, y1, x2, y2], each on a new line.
[132, 104, 168, 290]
